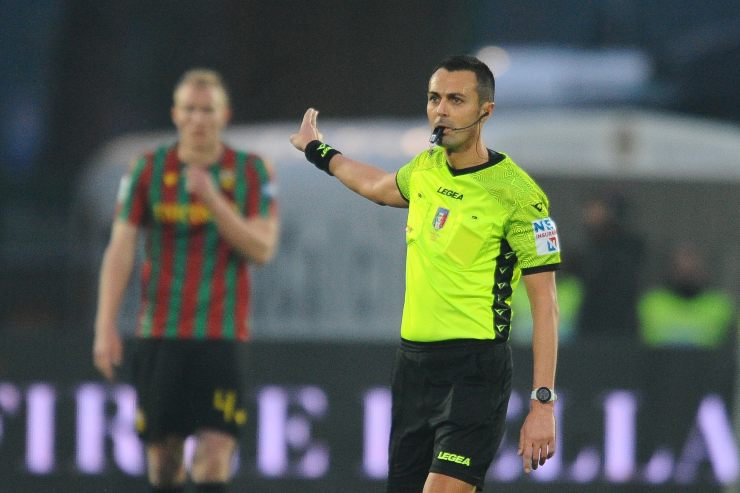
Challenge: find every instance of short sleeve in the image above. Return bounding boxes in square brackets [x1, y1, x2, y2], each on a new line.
[395, 152, 428, 202]
[244, 155, 277, 218]
[395, 163, 412, 201]
[116, 155, 151, 226]
[505, 197, 561, 274]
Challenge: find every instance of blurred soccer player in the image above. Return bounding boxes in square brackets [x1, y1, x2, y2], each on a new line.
[290, 55, 560, 493]
[93, 69, 279, 493]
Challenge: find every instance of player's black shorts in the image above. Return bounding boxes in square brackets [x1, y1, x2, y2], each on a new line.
[386, 338, 512, 493]
[131, 338, 248, 443]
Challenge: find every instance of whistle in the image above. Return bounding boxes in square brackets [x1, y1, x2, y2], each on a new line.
[429, 126, 444, 146]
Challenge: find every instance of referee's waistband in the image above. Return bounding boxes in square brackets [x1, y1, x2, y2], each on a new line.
[400, 337, 506, 352]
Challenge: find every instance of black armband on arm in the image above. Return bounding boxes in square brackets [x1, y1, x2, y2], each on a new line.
[304, 140, 341, 176]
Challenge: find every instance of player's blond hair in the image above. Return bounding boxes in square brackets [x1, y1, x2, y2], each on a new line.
[173, 68, 230, 107]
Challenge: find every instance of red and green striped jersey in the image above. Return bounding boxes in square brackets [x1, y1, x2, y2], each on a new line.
[116, 144, 276, 341]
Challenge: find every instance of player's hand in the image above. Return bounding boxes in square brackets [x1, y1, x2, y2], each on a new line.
[517, 403, 556, 473]
[93, 327, 123, 382]
[289, 107, 323, 152]
[185, 165, 218, 201]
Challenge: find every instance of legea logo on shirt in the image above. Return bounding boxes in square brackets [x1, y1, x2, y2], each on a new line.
[532, 217, 560, 255]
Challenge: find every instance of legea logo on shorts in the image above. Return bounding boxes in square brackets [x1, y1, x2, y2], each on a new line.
[437, 451, 471, 466]
[532, 217, 560, 255]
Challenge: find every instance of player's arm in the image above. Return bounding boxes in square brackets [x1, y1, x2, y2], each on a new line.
[289, 108, 407, 208]
[93, 219, 139, 381]
[518, 270, 559, 473]
[185, 165, 279, 264]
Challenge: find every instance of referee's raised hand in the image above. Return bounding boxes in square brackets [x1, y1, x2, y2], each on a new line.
[290, 107, 323, 151]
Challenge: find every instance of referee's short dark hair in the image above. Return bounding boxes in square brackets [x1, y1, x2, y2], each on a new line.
[432, 55, 495, 103]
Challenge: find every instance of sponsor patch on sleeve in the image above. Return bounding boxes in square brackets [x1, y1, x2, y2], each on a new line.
[116, 175, 131, 203]
[261, 182, 277, 199]
[532, 217, 560, 255]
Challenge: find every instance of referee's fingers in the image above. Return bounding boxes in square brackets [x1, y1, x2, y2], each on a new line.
[311, 108, 319, 129]
[517, 426, 524, 456]
[518, 430, 532, 473]
[302, 107, 314, 126]
[539, 445, 547, 465]
[521, 446, 533, 473]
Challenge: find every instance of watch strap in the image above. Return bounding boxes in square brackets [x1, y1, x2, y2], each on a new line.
[531, 387, 557, 403]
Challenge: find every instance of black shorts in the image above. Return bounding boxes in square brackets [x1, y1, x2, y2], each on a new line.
[386, 339, 512, 492]
[131, 338, 248, 443]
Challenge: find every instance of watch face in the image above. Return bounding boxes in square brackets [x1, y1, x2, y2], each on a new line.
[536, 387, 552, 402]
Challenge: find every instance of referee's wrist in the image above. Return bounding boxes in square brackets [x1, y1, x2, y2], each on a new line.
[304, 140, 341, 175]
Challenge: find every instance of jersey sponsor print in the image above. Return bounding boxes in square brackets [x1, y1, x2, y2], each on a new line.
[117, 145, 275, 341]
[532, 217, 560, 256]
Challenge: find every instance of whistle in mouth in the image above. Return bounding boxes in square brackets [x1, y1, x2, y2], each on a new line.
[429, 126, 444, 145]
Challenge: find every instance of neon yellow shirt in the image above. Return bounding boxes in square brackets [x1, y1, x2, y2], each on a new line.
[396, 148, 560, 342]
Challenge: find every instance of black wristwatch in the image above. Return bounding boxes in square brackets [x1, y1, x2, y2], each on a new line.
[531, 387, 557, 403]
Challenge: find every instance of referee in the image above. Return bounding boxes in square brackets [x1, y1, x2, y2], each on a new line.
[290, 55, 560, 493]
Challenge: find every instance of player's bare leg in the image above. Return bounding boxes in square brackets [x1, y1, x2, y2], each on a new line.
[190, 430, 237, 483]
[422, 472, 476, 493]
[147, 435, 186, 487]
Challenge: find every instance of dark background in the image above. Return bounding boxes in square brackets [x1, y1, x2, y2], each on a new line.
[0, 2, 738, 491]
[0, 332, 734, 493]
[2, 1, 740, 332]
[46, 0, 740, 187]
[4, 1, 740, 199]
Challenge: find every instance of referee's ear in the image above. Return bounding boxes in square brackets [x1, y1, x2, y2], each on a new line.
[482, 101, 495, 121]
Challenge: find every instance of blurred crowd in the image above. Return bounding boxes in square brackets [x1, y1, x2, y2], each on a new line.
[511, 191, 736, 350]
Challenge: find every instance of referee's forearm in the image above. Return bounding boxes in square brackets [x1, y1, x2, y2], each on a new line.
[523, 271, 559, 389]
[331, 155, 382, 197]
[531, 305, 559, 389]
[330, 155, 407, 207]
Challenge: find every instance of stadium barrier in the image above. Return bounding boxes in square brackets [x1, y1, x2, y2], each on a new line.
[0, 330, 736, 493]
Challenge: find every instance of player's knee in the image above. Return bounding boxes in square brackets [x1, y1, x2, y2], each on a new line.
[148, 451, 185, 487]
[190, 431, 236, 482]
[190, 453, 232, 482]
[147, 441, 186, 486]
